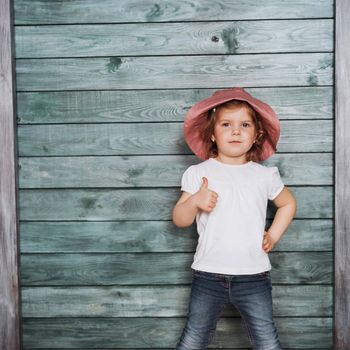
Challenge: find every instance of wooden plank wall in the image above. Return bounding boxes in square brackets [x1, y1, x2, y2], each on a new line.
[14, 0, 334, 348]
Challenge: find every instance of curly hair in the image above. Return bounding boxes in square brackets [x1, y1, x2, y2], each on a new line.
[193, 100, 267, 162]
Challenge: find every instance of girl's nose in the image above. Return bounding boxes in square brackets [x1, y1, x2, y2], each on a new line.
[231, 128, 240, 135]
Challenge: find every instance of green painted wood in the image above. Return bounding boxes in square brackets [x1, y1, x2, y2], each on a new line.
[14, 0, 333, 25]
[20, 252, 332, 286]
[13, 0, 336, 347]
[18, 187, 332, 221]
[19, 219, 333, 253]
[15, 19, 333, 58]
[16, 87, 333, 124]
[18, 153, 332, 189]
[21, 317, 332, 348]
[21, 285, 332, 317]
[17, 120, 333, 156]
[15, 53, 333, 91]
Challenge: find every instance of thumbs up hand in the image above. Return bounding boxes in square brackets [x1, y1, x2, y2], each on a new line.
[193, 177, 219, 213]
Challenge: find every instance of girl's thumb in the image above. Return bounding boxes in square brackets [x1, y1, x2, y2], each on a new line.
[201, 177, 209, 189]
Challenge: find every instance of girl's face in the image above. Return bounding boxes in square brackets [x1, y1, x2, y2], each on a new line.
[211, 105, 257, 163]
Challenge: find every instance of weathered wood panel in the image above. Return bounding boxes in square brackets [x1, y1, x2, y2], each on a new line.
[18, 153, 332, 188]
[13, 0, 336, 347]
[14, 0, 333, 25]
[21, 349, 276, 350]
[15, 19, 333, 58]
[21, 317, 333, 348]
[16, 53, 333, 91]
[20, 252, 332, 286]
[19, 219, 333, 253]
[335, 0, 350, 348]
[18, 187, 332, 221]
[16, 87, 333, 124]
[17, 120, 333, 156]
[21, 285, 332, 317]
[0, 0, 21, 348]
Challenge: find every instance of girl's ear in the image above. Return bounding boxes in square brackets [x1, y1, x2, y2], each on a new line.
[211, 135, 215, 142]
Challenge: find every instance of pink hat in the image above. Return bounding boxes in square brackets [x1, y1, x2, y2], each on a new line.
[183, 87, 280, 161]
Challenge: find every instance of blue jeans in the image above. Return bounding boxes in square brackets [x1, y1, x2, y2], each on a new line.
[176, 269, 283, 350]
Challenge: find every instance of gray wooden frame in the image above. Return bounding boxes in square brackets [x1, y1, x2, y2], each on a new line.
[0, 0, 349, 349]
[334, 0, 350, 348]
[0, 0, 21, 348]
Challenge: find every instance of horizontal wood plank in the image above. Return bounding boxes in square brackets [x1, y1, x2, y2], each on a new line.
[21, 317, 332, 348]
[21, 285, 332, 317]
[18, 187, 332, 221]
[19, 348, 277, 350]
[15, 19, 333, 58]
[16, 87, 333, 124]
[20, 252, 333, 286]
[19, 347, 292, 350]
[17, 120, 333, 156]
[15, 53, 333, 91]
[19, 219, 333, 253]
[18, 153, 332, 188]
[14, 0, 333, 25]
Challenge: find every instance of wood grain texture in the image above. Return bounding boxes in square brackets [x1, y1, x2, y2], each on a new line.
[19, 219, 333, 253]
[15, 53, 333, 91]
[335, 0, 350, 348]
[14, 0, 333, 25]
[20, 252, 333, 286]
[21, 317, 332, 348]
[17, 120, 333, 156]
[12, 0, 336, 347]
[18, 348, 277, 350]
[18, 187, 332, 221]
[0, 0, 21, 348]
[15, 19, 333, 58]
[21, 285, 332, 317]
[16, 87, 333, 124]
[18, 153, 332, 188]
[19, 349, 280, 350]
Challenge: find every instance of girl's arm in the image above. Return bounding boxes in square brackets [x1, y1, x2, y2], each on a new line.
[262, 186, 297, 252]
[172, 192, 200, 228]
[172, 177, 218, 228]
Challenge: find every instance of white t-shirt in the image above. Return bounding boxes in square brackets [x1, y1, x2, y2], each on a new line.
[180, 157, 284, 275]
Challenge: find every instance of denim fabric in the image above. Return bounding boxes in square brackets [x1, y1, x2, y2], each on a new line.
[176, 269, 283, 350]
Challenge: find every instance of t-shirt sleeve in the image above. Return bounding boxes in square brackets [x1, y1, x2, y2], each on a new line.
[181, 165, 201, 195]
[268, 166, 285, 200]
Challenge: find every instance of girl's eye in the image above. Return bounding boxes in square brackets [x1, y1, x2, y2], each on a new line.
[242, 122, 251, 127]
[222, 123, 230, 127]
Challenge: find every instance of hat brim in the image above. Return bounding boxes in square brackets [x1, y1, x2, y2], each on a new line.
[183, 87, 280, 161]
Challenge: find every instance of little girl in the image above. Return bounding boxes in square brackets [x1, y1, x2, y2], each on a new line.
[172, 87, 297, 350]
